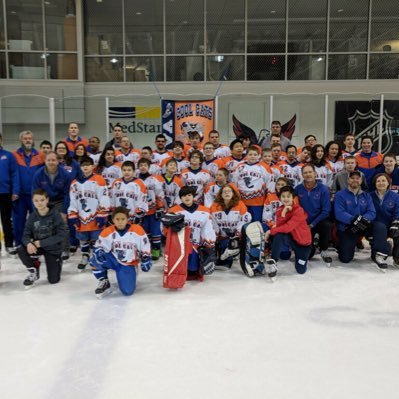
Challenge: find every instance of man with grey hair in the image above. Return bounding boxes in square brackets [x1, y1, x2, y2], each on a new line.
[12, 130, 44, 246]
[0, 132, 20, 255]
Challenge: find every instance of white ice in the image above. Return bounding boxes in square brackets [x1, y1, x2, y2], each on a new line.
[1, 248, 399, 399]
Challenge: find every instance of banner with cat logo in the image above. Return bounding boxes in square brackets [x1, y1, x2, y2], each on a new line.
[161, 99, 215, 148]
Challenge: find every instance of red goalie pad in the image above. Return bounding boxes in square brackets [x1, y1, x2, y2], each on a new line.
[163, 226, 192, 289]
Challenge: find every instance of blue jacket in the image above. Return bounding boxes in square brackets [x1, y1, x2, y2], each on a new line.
[59, 159, 82, 181]
[374, 165, 399, 194]
[32, 166, 71, 213]
[294, 182, 331, 227]
[13, 148, 44, 194]
[371, 190, 399, 226]
[0, 147, 20, 195]
[334, 188, 376, 231]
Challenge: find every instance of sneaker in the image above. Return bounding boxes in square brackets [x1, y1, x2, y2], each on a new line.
[151, 248, 161, 260]
[321, 250, 332, 267]
[23, 267, 39, 288]
[266, 258, 278, 281]
[372, 252, 388, 273]
[6, 247, 17, 257]
[77, 254, 89, 272]
[95, 278, 112, 299]
[69, 246, 78, 254]
[61, 251, 70, 261]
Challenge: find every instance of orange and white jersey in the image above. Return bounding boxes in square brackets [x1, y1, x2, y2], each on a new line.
[231, 161, 271, 206]
[149, 163, 162, 176]
[314, 164, 334, 188]
[110, 178, 148, 220]
[181, 167, 212, 203]
[152, 150, 173, 166]
[68, 174, 111, 232]
[155, 174, 183, 210]
[94, 224, 151, 267]
[88, 151, 102, 166]
[115, 148, 141, 165]
[97, 162, 123, 188]
[260, 161, 282, 193]
[202, 158, 224, 180]
[220, 156, 246, 173]
[213, 144, 231, 159]
[210, 201, 251, 238]
[262, 193, 299, 228]
[326, 158, 344, 175]
[278, 160, 304, 188]
[139, 174, 164, 215]
[184, 144, 203, 158]
[168, 204, 216, 248]
[160, 156, 190, 175]
[203, 182, 239, 208]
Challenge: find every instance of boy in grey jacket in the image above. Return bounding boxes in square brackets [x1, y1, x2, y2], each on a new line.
[17, 188, 67, 288]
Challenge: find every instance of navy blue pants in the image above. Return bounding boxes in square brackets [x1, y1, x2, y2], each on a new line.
[91, 252, 137, 296]
[337, 221, 389, 263]
[215, 238, 234, 268]
[247, 205, 263, 223]
[271, 233, 311, 274]
[141, 214, 161, 250]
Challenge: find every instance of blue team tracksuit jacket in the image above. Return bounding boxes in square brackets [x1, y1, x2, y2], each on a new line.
[295, 182, 331, 227]
[32, 166, 72, 213]
[370, 190, 399, 225]
[13, 148, 44, 194]
[334, 188, 376, 231]
[0, 147, 20, 195]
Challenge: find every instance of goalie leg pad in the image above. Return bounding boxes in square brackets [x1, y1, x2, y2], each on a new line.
[240, 222, 266, 277]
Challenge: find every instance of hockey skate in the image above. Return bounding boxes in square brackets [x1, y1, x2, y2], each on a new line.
[95, 278, 112, 299]
[23, 267, 40, 289]
[61, 251, 70, 261]
[151, 248, 161, 261]
[240, 222, 266, 277]
[265, 258, 278, 282]
[69, 245, 78, 254]
[320, 250, 332, 267]
[6, 247, 18, 258]
[393, 257, 399, 269]
[371, 252, 388, 273]
[77, 253, 89, 272]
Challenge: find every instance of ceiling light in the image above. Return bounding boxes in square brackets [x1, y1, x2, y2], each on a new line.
[110, 58, 118, 64]
[136, 12, 142, 15]
[316, 57, 323, 62]
[337, 9, 344, 12]
[270, 10, 276, 14]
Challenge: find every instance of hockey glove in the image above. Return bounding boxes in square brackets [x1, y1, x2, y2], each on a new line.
[161, 213, 186, 232]
[389, 220, 399, 238]
[155, 208, 165, 220]
[133, 211, 145, 224]
[69, 217, 80, 229]
[347, 215, 370, 234]
[90, 249, 107, 268]
[220, 237, 240, 260]
[96, 216, 108, 229]
[140, 255, 152, 272]
[198, 246, 217, 275]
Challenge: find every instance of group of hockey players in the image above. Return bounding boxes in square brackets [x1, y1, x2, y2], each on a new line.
[1, 119, 399, 298]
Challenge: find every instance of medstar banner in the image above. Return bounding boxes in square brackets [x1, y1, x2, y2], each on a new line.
[335, 101, 399, 153]
[161, 99, 215, 148]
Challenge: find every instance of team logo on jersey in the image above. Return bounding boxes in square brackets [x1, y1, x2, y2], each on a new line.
[80, 198, 92, 213]
[243, 177, 254, 189]
[119, 198, 128, 208]
[115, 249, 127, 262]
[348, 109, 394, 153]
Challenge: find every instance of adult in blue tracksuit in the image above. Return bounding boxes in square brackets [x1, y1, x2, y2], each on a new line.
[371, 173, 399, 267]
[334, 170, 389, 269]
[12, 131, 44, 246]
[373, 153, 399, 194]
[0, 133, 20, 252]
[295, 164, 332, 262]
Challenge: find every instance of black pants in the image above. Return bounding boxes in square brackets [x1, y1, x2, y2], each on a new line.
[17, 245, 62, 284]
[0, 193, 14, 248]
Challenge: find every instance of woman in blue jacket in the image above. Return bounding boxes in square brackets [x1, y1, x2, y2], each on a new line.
[371, 173, 399, 268]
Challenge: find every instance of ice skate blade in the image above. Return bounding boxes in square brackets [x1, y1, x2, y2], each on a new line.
[24, 284, 35, 290]
[374, 264, 387, 273]
[77, 266, 86, 273]
[96, 288, 112, 299]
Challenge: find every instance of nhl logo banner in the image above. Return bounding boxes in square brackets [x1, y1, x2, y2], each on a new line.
[335, 101, 399, 153]
[161, 99, 215, 148]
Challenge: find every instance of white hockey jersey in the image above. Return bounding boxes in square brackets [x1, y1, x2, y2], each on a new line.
[152, 150, 172, 166]
[94, 224, 151, 266]
[181, 167, 212, 203]
[278, 161, 304, 188]
[213, 145, 231, 159]
[115, 149, 141, 165]
[98, 163, 123, 188]
[138, 174, 164, 214]
[155, 174, 183, 209]
[314, 164, 333, 188]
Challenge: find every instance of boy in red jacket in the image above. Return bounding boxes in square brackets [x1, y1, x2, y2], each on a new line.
[265, 186, 311, 279]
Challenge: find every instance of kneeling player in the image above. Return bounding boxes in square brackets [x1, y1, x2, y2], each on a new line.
[90, 207, 152, 298]
[265, 186, 312, 279]
[168, 186, 216, 280]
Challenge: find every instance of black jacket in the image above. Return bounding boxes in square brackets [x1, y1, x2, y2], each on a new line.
[22, 206, 67, 254]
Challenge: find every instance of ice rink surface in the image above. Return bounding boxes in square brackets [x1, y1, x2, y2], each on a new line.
[1, 248, 399, 399]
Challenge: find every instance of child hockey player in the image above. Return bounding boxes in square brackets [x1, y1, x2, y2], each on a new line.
[232, 146, 271, 222]
[202, 142, 224, 180]
[168, 186, 216, 281]
[278, 145, 303, 188]
[310, 144, 333, 188]
[137, 158, 165, 260]
[181, 150, 212, 204]
[140, 146, 162, 176]
[96, 148, 122, 188]
[90, 207, 151, 298]
[18, 189, 67, 287]
[220, 139, 245, 173]
[204, 168, 234, 208]
[68, 156, 111, 271]
[210, 184, 251, 269]
[160, 141, 189, 174]
[110, 161, 148, 223]
[115, 136, 141, 166]
[265, 186, 312, 279]
[156, 159, 183, 210]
